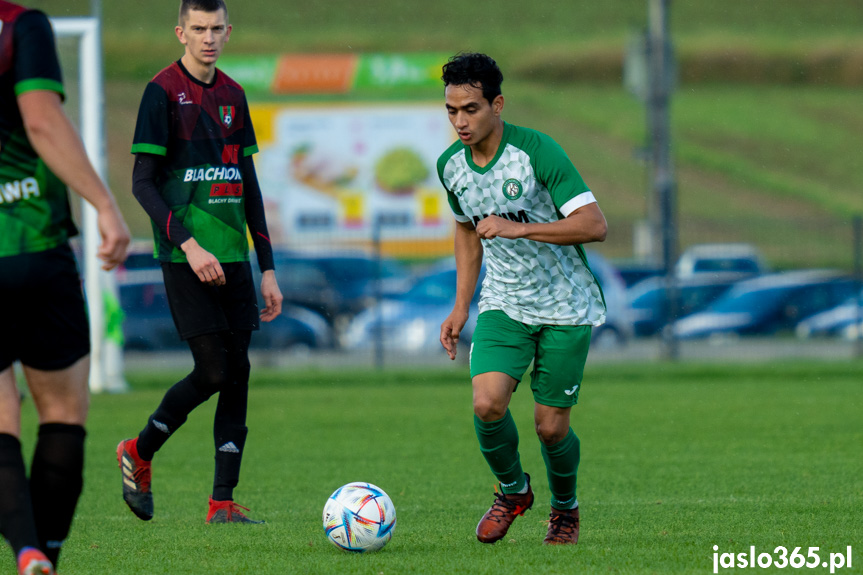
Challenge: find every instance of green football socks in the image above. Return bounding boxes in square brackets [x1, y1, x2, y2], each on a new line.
[474, 410, 527, 494]
[541, 428, 580, 509]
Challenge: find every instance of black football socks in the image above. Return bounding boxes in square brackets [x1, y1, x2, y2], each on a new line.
[29, 423, 86, 566]
[0, 433, 40, 557]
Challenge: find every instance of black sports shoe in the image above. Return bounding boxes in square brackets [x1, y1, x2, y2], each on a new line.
[117, 438, 153, 521]
[475, 473, 534, 543]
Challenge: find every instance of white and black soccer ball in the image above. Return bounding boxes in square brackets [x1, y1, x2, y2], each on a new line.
[323, 482, 396, 552]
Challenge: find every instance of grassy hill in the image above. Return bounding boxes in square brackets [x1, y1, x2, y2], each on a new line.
[35, 0, 863, 79]
[31, 0, 863, 269]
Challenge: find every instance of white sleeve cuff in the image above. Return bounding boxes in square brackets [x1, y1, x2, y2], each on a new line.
[559, 191, 597, 217]
[453, 213, 472, 223]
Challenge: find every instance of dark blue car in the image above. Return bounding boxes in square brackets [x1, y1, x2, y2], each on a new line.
[119, 279, 333, 351]
[672, 270, 857, 339]
[628, 274, 743, 337]
[267, 250, 410, 332]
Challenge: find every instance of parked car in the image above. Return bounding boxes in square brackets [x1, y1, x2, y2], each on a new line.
[267, 250, 410, 334]
[675, 243, 768, 279]
[342, 250, 634, 353]
[627, 274, 743, 337]
[342, 264, 482, 353]
[615, 243, 765, 289]
[116, 246, 405, 348]
[795, 289, 863, 339]
[613, 259, 664, 288]
[587, 251, 635, 346]
[119, 280, 333, 351]
[672, 270, 857, 339]
[120, 280, 177, 351]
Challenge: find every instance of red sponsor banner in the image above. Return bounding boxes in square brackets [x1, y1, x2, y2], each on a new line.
[210, 183, 243, 197]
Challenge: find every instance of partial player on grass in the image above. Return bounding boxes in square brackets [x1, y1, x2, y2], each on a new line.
[437, 52, 607, 545]
[0, 2, 131, 573]
[117, 0, 282, 525]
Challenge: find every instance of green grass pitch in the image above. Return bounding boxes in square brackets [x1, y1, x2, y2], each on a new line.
[14, 361, 863, 574]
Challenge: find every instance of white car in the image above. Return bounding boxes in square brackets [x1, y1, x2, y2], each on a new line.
[675, 243, 768, 279]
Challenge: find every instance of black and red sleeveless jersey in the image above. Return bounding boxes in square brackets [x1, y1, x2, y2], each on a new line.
[131, 60, 258, 263]
[0, 1, 75, 257]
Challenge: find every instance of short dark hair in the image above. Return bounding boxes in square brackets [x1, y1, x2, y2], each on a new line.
[179, 0, 228, 25]
[441, 52, 504, 104]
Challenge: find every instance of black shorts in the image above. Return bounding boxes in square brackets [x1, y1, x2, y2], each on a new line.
[0, 244, 90, 371]
[161, 261, 259, 340]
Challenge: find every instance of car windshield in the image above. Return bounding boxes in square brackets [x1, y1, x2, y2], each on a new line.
[400, 271, 457, 305]
[630, 286, 662, 308]
[709, 286, 787, 314]
[314, 258, 403, 283]
[692, 258, 760, 274]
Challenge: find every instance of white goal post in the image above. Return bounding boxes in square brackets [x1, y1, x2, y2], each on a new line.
[51, 17, 126, 393]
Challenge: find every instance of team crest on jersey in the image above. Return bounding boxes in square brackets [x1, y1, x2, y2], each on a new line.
[502, 178, 523, 201]
[219, 106, 235, 127]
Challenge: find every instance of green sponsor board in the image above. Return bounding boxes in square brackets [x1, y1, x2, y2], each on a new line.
[218, 55, 280, 96]
[353, 53, 447, 91]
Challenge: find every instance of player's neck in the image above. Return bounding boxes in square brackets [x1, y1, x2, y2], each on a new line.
[180, 53, 217, 84]
[469, 119, 505, 168]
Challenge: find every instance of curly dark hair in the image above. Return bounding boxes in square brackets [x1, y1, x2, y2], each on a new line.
[179, 0, 228, 25]
[441, 52, 504, 105]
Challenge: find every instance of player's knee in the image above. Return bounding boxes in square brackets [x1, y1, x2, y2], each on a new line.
[30, 388, 89, 426]
[534, 421, 567, 445]
[192, 364, 232, 395]
[473, 397, 507, 422]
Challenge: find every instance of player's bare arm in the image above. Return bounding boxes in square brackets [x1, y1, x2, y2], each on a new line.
[441, 220, 484, 360]
[475, 202, 607, 245]
[180, 237, 226, 285]
[259, 270, 283, 322]
[18, 90, 130, 269]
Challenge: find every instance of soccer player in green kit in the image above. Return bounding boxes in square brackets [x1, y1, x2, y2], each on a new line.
[0, 2, 130, 572]
[438, 53, 608, 545]
[117, 0, 283, 525]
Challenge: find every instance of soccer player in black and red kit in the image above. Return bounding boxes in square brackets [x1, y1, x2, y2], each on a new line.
[0, 2, 130, 573]
[117, 0, 283, 525]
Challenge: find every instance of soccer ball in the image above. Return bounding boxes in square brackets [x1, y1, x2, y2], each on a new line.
[323, 482, 396, 552]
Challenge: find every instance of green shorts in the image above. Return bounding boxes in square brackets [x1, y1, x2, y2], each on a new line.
[470, 309, 592, 407]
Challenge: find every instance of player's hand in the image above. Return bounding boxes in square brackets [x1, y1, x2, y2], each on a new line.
[475, 214, 523, 240]
[96, 204, 130, 270]
[440, 309, 469, 361]
[181, 239, 225, 285]
[260, 270, 283, 323]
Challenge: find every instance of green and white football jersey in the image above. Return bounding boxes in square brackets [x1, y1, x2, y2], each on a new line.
[437, 122, 606, 326]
